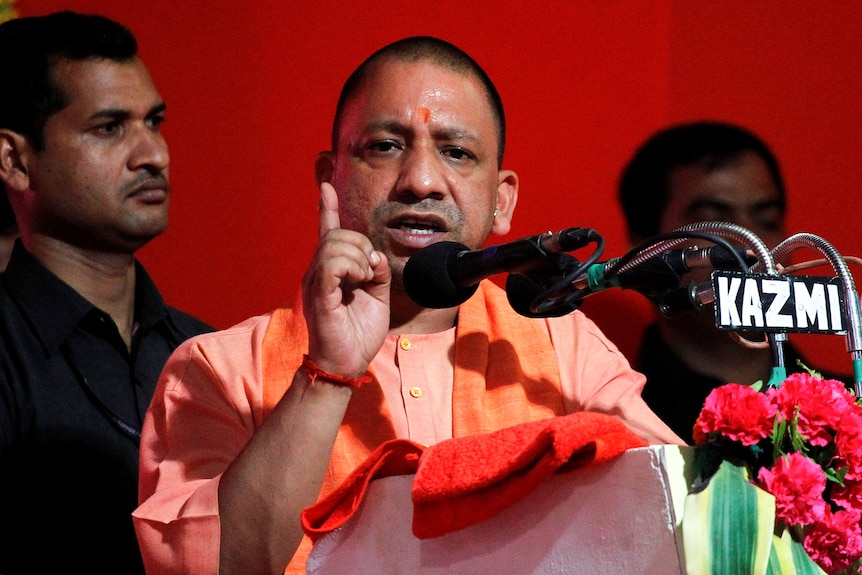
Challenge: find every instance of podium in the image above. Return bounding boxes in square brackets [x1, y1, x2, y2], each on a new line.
[307, 445, 693, 574]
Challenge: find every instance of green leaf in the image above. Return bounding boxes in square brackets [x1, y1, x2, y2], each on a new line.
[682, 461, 775, 574]
[767, 530, 826, 574]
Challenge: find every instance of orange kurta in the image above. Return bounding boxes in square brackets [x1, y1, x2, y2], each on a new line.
[134, 280, 683, 575]
[262, 282, 567, 573]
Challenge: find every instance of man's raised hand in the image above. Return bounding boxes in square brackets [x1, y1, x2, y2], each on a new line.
[301, 182, 391, 378]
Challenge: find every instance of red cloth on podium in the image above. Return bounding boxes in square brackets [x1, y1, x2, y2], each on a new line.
[411, 410, 647, 538]
[301, 439, 425, 541]
[300, 411, 646, 541]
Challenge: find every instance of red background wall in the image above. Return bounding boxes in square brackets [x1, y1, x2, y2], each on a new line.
[15, 1, 862, 375]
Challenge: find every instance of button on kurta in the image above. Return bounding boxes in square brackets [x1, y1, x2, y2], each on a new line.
[409, 386, 423, 398]
[399, 338, 413, 351]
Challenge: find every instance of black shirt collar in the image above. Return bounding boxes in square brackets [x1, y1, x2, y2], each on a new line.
[2, 241, 170, 354]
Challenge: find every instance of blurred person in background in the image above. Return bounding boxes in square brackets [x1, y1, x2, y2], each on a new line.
[618, 120, 847, 444]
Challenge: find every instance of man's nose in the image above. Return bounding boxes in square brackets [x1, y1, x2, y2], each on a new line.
[128, 125, 169, 173]
[394, 146, 447, 200]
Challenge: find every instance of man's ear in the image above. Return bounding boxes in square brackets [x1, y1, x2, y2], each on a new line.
[314, 151, 335, 186]
[0, 130, 32, 193]
[490, 169, 519, 236]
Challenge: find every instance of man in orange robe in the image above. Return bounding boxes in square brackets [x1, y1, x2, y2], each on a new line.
[134, 36, 683, 575]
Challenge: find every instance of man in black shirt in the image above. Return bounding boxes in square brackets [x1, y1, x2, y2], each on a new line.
[0, 12, 212, 573]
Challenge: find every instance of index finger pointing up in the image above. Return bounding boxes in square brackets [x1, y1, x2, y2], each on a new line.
[318, 182, 341, 238]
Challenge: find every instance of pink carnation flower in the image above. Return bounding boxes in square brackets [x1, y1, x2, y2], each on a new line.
[832, 479, 862, 515]
[694, 384, 776, 446]
[757, 452, 827, 526]
[694, 373, 862, 572]
[836, 408, 862, 481]
[803, 508, 862, 574]
[773, 373, 855, 447]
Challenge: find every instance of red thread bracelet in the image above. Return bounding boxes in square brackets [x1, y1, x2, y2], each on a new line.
[301, 354, 372, 389]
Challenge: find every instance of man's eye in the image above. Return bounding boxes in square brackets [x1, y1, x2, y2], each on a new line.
[95, 122, 121, 135]
[443, 147, 474, 161]
[147, 115, 166, 129]
[368, 140, 401, 154]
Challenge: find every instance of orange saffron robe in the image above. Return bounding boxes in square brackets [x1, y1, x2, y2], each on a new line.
[262, 281, 567, 573]
[134, 280, 682, 574]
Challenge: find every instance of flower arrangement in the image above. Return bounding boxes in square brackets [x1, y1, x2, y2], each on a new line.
[693, 371, 862, 574]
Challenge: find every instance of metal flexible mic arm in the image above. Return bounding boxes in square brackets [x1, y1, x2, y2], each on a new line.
[694, 223, 786, 386]
[615, 221, 786, 387]
[606, 221, 773, 276]
[754, 233, 862, 395]
[692, 222, 789, 387]
[586, 231, 748, 312]
[677, 223, 789, 387]
[600, 230, 750, 282]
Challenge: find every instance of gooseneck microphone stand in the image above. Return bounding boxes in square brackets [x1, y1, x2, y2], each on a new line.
[755, 233, 862, 396]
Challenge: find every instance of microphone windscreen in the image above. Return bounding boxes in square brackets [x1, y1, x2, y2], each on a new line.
[403, 241, 479, 308]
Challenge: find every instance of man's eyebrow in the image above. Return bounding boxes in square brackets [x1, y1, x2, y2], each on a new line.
[148, 102, 167, 117]
[432, 127, 479, 142]
[88, 102, 166, 121]
[89, 108, 130, 121]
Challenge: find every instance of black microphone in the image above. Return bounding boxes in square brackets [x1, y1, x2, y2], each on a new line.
[506, 244, 753, 317]
[579, 244, 754, 296]
[402, 228, 599, 308]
